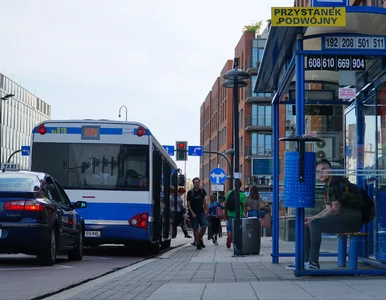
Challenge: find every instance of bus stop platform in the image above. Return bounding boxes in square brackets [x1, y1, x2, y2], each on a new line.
[45, 230, 386, 300]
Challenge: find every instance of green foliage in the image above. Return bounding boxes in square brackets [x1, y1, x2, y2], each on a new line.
[243, 20, 263, 34]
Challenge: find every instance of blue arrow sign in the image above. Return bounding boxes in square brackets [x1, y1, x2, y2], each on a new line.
[210, 167, 226, 184]
[162, 145, 175, 156]
[21, 146, 31, 156]
[188, 146, 202, 156]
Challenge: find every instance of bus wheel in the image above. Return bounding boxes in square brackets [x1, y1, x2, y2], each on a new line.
[161, 239, 171, 249]
[149, 241, 160, 254]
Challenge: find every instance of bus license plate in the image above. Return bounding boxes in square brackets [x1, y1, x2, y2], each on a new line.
[85, 231, 101, 238]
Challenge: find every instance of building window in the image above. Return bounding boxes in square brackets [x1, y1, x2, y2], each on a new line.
[251, 104, 272, 126]
[252, 41, 266, 67]
[370, 0, 382, 6]
[251, 76, 258, 97]
[251, 133, 272, 155]
[257, 92, 272, 97]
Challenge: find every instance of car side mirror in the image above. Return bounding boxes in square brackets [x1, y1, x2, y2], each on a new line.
[73, 201, 88, 209]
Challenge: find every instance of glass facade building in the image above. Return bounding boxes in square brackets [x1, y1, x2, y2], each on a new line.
[0, 73, 51, 169]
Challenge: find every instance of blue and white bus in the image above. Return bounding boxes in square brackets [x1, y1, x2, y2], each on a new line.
[30, 119, 178, 252]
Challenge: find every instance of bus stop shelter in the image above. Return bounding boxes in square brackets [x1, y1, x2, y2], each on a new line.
[254, 4, 386, 276]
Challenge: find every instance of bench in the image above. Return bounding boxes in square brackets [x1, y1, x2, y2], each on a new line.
[337, 232, 368, 270]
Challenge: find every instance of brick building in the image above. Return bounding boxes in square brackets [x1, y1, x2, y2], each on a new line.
[199, 28, 281, 194]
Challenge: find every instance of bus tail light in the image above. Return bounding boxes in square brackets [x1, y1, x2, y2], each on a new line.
[129, 212, 148, 229]
[136, 126, 146, 137]
[37, 124, 47, 135]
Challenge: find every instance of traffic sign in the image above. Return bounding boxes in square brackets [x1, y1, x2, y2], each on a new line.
[188, 146, 202, 156]
[162, 145, 175, 156]
[210, 168, 226, 184]
[271, 7, 346, 27]
[212, 184, 224, 192]
[21, 146, 31, 156]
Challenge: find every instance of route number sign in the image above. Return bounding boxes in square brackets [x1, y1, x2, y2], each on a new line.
[323, 36, 386, 50]
[306, 55, 365, 71]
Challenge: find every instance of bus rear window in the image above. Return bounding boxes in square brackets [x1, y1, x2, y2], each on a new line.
[31, 143, 149, 190]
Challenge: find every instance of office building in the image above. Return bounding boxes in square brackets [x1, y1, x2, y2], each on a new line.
[0, 73, 51, 169]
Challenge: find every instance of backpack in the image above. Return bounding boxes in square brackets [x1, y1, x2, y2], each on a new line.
[189, 188, 205, 198]
[226, 190, 236, 211]
[330, 177, 375, 224]
[347, 182, 375, 224]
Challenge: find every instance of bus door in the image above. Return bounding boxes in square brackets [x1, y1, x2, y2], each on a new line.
[152, 149, 162, 242]
[162, 162, 171, 239]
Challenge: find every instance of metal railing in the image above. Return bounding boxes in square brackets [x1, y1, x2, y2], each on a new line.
[244, 145, 272, 157]
[246, 175, 272, 186]
[245, 87, 273, 101]
[245, 113, 272, 128]
[246, 56, 259, 70]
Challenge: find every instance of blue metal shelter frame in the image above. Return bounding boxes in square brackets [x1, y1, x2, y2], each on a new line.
[255, 6, 386, 276]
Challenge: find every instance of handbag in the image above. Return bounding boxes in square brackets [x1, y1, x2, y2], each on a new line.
[260, 213, 271, 228]
[181, 206, 187, 215]
[216, 206, 225, 220]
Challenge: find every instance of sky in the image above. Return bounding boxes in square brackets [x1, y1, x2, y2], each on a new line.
[0, 0, 293, 179]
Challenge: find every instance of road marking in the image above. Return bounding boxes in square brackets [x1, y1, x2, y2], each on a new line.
[0, 264, 73, 271]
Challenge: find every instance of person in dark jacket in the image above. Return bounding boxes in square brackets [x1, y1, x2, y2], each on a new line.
[208, 194, 224, 245]
[287, 158, 362, 270]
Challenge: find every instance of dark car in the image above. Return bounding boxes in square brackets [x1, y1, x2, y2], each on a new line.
[0, 165, 87, 266]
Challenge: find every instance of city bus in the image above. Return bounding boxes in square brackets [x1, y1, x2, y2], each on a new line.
[30, 119, 178, 253]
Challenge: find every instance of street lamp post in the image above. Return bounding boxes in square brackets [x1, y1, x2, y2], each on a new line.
[118, 105, 128, 122]
[225, 148, 234, 191]
[222, 58, 249, 256]
[0, 93, 14, 164]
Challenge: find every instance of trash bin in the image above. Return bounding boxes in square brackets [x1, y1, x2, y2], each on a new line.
[233, 218, 261, 255]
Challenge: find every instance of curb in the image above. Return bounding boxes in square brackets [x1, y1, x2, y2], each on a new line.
[159, 243, 190, 259]
[36, 243, 189, 300]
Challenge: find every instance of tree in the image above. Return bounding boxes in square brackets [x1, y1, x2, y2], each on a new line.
[242, 20, 263, 34]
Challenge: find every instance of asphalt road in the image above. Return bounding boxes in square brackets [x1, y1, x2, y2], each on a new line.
[0, 245, 155, 300]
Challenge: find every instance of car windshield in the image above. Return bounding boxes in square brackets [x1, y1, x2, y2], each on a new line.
[0, 173, 41, 192]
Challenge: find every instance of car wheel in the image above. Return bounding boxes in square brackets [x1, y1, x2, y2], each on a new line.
[38, 228, 57, 266]
[68, 226, 84, 261]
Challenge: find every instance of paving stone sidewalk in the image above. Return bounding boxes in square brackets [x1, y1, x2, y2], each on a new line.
[45, 231, 386, 300]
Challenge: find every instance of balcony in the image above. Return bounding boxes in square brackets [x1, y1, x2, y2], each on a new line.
[245, 87, 273, 103]
[245, 145, 272, 159]
[246, 56, 259, 74]
[245, 114, 272, 131]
